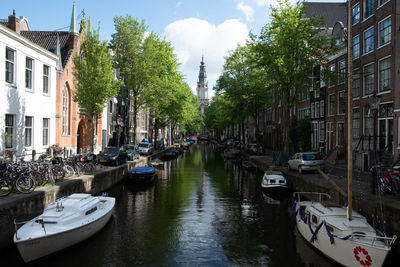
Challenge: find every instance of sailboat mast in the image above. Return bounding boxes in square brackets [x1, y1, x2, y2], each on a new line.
[347, 0, 353, 221]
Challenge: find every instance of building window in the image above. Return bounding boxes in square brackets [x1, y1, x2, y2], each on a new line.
[363, 27, 374, 54]
[363, 107, 373, 137]
[352, 69, 360, 98]
[5, 48, 15, 84]
[109, 100, 113, 113]
[337, 122, 344, 146]
[25, 116, 33, 147]
[353, 35, 360, 59]
[338, 91, 345, 114]
[352, 3, 360, 24]
[353, 108, 360, 141]
[320, 101, 324, 117]
[319, 121, 325, 142]
[379, 17, 391, 47]
[379, 57, 391, 93]
[329, 94, 335, 116]
[43, 65, 49, 94]
[363, 63, 374, 96]
[329, 64, 336, 87]
[43, 118, 49, 146]
[62, 86, 70, 135]
[338, 60, 346, 84]
[25, 57, 33, 89]
[311, 103, 315, 119]
[315, 102, 320, 118]
[364, 0, 374, 19]
[5, 114, 15, 148]
[378, 103, 393, 154]
[379, 0, 389, 6]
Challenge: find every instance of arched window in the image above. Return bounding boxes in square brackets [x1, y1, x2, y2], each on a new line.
[62, 84, 70, 135]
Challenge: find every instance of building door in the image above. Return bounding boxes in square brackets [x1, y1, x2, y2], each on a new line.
[77, 119, 86, 154]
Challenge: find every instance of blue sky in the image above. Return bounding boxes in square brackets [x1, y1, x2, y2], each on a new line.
[1, 0, 345, 97]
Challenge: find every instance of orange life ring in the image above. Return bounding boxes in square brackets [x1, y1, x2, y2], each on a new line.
[353, 246, 372, 267]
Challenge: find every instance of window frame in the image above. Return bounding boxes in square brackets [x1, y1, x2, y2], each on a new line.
[363, 63, 375, 96]
[329, 94, 336, 116]
[363, 26, 375, 55]
[378, 56, 391, 93]
[25, 116, 33, 147]
[352, 68, 360, 99]
[338, 91, 346, 115]
[43, 65, 50, 95]
[363, 0, 374, 20]
[62, 85, 70, 135]
[5, 47, 15, 84]
[43, 118, 49, 146]
[338, 60, 346, 84]
[5, 114, 15, 149]
[352, 3, 360, 25]
[25, 57, 33, 90]
[378, 16, 391, 48]
[353, 35, 360, 59]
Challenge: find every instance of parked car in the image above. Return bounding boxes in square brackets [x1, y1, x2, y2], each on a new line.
[138, 142, 154, 155]
[287, 152, 324, 174]
[121, 145, 139, 160]
[98, 147, 128, 166]
[155, 141, 165, 150]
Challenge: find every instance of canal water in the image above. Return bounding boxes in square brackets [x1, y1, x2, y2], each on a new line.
[3, 144, 396, 266]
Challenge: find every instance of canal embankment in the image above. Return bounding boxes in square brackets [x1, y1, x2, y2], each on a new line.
[0, 151, 164, 250]
[249, 155, 400, 254]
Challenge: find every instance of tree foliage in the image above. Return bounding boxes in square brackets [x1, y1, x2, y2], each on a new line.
[73, 19, 121, 151]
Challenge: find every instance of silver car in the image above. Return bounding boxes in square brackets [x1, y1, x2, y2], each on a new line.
[138, 143, 154, 155]
[287, 152, 324, 174]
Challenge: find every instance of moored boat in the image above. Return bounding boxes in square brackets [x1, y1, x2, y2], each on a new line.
[14, 193, 115, 263]
[292, 192, 396, 267]
[241, 160, 257, 171]
[261, 171, 289, 198]
[128, 166, 156, 183]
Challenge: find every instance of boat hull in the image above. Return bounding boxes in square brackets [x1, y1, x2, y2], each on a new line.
[295, 211, 390, 267]
[127, 173, 156, 183]
[261, 185, 289, 199]
[15, 204, 113, 263]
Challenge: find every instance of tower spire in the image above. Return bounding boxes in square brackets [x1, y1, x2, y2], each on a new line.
[69, 1, 78, 34]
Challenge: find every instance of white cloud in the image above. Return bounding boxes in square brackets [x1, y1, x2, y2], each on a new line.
[253, 0, 268, 7]
[164, 18, 249, 97]
[236, 2, 254, 22]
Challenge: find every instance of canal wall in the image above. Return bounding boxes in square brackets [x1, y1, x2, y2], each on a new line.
[250, 156, 400, 253]
[0, 152, 162, 250]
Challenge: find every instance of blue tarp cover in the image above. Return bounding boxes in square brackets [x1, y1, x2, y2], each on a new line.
[129, 166, 155, 174]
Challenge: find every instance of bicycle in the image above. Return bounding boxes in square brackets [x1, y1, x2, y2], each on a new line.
[0, 163, 36, 197]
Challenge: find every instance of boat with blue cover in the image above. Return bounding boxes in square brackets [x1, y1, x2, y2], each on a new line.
[128, 166, 156, 183]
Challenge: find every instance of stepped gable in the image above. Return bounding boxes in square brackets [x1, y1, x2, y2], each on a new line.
[20, 31, 72, 68]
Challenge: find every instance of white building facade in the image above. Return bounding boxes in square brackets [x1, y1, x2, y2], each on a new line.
[0, 23, 57, 159]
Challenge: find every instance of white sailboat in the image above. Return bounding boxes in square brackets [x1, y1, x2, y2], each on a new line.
[292, 3, 397, 266]
[14, 193, 115, 262]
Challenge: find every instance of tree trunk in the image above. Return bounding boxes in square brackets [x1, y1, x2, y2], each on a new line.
[284, 95, 291, 155]
[132, 93, 137, 145]
[154, 117, 158, 147]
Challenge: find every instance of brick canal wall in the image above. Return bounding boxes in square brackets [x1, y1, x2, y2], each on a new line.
[0, 154, 161, 250]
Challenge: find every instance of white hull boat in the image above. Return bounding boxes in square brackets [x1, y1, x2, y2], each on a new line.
[293, 192, 396, 267]
[14, 193, 115, 263]
[261, 171, 289, 198]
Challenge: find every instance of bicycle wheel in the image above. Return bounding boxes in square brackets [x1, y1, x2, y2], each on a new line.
[0, 178, 13, 196]
[63, 165, 75, 178]
[53, 166, 65, 182]
[15, 175, 36, 194]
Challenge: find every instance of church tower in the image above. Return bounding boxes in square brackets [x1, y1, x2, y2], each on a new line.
[196, 56, 209, 114]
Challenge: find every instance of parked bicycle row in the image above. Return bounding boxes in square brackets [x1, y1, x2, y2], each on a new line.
[0, 154, 97, 197]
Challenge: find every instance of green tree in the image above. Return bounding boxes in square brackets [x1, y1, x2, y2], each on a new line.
[110, 16, 153, 144]
[252, 0, 333, 153]
[73, 19, 121, 151]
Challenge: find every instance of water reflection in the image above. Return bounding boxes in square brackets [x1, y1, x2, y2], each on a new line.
[2, 143, 356, 266]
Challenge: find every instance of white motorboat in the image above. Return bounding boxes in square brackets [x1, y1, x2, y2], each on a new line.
[293, 192, 396, 267]
[14, 193, 115, 263]
[261, 171, 289, 198]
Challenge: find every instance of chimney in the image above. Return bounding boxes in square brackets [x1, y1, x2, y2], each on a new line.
[8, 10, 20, 34]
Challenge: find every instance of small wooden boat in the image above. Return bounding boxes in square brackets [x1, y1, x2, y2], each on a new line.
[241, 160, 257, 171]
[128, 166, 156, 183]
[14, 193, 115, 263]
[261, 171, 289, 198]
[151, 158, 164, 168]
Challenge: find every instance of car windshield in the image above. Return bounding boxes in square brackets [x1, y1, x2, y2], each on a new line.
[303, 153, 322, 160]
[139, 143, 149, 148]
[105, 147, 119, 154]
